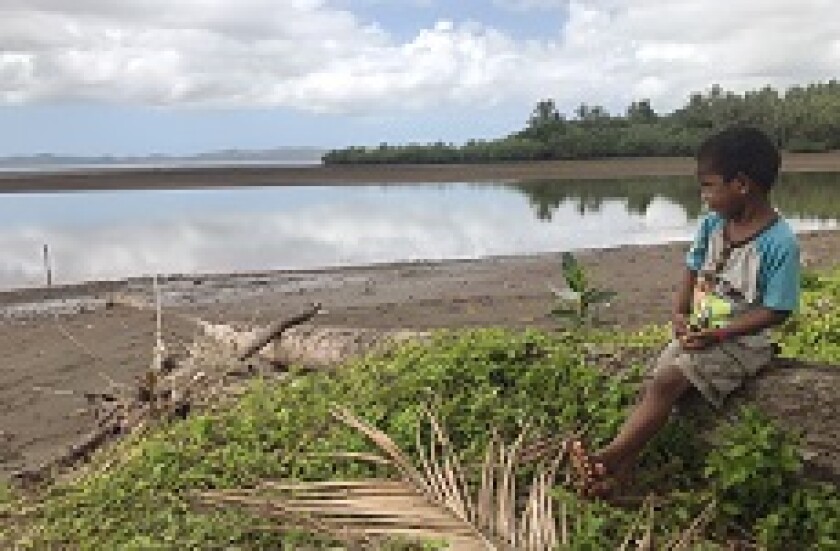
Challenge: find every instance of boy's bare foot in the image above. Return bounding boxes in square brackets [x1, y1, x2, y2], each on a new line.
[569, 440, 613, 498]
[568, 440, 639, 500]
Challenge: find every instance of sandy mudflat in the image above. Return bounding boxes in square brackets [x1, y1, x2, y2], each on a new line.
[2, 151, 840, 192]
[2, 228, 840, 480]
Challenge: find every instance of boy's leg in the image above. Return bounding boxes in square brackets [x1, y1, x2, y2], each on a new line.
[572, 339, 772, 495]
[571, 342, 694, 493]
[593, 363, 692, 474]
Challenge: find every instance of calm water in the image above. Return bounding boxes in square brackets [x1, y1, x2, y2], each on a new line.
[1, 173, 838, 290]
[0, 159, 321, 173]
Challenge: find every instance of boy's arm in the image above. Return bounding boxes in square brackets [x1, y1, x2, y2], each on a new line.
[672, 267, 697, 337]
[681, 307, 789, 350]
[679, 213, 716, 336]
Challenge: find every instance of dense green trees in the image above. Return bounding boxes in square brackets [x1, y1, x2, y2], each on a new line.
[322, 81, 840, 164]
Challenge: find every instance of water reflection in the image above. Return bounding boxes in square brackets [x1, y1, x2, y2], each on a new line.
[512, 177, 701, 220]
[0, 173, 838, 290]
[512, 171, 840, 221]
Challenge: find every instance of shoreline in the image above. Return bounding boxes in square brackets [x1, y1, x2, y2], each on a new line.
[2, 230, 840, 479]
[1, 152, 840, 192]
[2, 226, 839, 310]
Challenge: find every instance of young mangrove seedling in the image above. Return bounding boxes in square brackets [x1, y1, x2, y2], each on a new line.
[550, 252, 616, 327]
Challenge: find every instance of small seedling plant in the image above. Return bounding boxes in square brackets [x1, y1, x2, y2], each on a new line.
[550, 251, 617, 327]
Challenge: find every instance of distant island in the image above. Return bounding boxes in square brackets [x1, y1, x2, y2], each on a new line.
[0, 147, 325, 169]
[323, 81, 840, 164]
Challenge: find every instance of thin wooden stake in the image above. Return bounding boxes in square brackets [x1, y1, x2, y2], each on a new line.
[152, 274, 164, 373]
[43, 244, 52, 286]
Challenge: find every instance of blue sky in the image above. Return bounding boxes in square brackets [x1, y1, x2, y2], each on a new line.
[0, 0, 837, 157]
[0, 99, 528, 157]
[333, 0, 568, 41]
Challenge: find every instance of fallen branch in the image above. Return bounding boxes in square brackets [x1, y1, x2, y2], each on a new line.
[11, 303, 324, 486]
[237, 303, 322, 362]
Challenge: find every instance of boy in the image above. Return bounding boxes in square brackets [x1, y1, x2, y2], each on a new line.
[572, 126, 800, 496]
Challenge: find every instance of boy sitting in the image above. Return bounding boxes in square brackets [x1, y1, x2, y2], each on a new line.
[572, 126, 801, 496]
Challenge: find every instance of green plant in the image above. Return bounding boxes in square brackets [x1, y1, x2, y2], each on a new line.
[700, 406, 840, 548]
[9, 327, 837, 549]
[0, 482, 25, 547]
[11, 329, 667, 549]
[775, 268, 840, 363]
[0, 481, 12, 505]
[550, 252, 617, 327]
[755, 483, 840, 550]
[704, 407, 802, 529]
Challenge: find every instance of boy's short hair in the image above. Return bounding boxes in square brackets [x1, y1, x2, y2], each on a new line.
[696, 126, 781, 189]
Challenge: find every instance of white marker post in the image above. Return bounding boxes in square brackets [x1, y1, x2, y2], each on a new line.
[43, 244, 52, 286]
[152, 274, 165, 373]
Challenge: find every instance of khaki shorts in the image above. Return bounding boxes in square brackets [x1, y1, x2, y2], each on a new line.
[653, 339, 774, 408]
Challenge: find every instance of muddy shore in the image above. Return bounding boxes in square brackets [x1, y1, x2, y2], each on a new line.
[2, 151, 840, 192]
[2, 229, 840, 480]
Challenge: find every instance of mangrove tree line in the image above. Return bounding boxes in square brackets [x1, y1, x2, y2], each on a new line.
[322, 81, 840, 164]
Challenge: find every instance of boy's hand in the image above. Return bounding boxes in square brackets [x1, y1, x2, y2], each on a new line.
[671, 312, 690, 338]
[679, 329, 718, 350]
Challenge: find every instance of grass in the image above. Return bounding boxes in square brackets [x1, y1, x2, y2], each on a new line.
[3, 268, 840, 549]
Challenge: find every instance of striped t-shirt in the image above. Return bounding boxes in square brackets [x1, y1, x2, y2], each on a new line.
[686, 212, 800, 345]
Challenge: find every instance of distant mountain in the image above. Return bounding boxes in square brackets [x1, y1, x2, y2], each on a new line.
[0, 147, 326, 167]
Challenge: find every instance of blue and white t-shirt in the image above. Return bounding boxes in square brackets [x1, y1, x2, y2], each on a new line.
[686, 212, 800, 346]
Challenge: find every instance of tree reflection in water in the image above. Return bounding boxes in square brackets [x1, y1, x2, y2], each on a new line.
[510, 172, 840, 222]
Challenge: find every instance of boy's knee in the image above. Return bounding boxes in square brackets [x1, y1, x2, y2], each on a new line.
[649, 365, 690, 398]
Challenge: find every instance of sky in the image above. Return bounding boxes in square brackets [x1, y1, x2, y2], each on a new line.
[0, 0, 838, 157]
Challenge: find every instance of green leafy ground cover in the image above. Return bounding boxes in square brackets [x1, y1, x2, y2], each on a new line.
[776, 268, 840, 363]
[2, 269, 839, 549]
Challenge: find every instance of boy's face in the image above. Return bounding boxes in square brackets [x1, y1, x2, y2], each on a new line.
[696, 162, 747, 217]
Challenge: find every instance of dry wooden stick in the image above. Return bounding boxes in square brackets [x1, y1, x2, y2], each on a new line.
[12, 303, 324, 487]
[152, 273, 165, 373]
[236, 302, 322, 362]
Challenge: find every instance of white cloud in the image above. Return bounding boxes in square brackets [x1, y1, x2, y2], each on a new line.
[0, 0, 837, 114]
